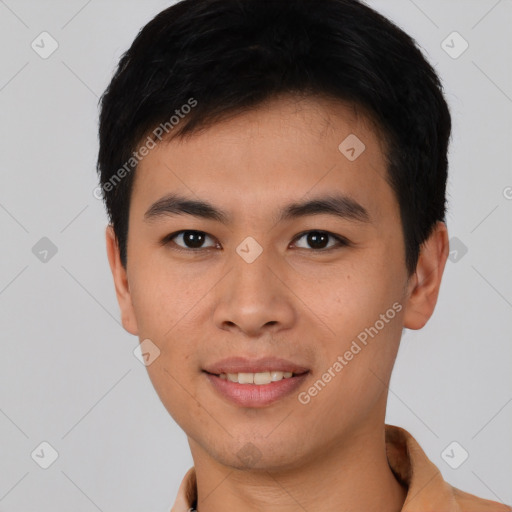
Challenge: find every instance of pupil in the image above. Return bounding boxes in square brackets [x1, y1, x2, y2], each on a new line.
[307, 231, 328, 249]
[185, 231, 205, 248]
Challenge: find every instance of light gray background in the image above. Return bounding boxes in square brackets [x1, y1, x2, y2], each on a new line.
[0, 0, 511, 510]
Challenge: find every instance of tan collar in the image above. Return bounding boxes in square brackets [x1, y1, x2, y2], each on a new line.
[171, 424, 511, 512]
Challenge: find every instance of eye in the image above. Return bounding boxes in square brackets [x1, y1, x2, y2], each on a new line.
[163, 230, 218, 250]
[291, 230, 349, 251]
[162, 229, 349, 252]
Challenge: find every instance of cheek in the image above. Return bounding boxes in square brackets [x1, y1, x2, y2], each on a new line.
[295, 258, 402, 333]
[299, 298, 404, 427]
[145, 357, 201, 431]
[294, 253, 405, 385]
[128, 257, 205, 338]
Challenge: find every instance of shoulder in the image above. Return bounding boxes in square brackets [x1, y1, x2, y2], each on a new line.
[452, 486, 512, 512]
[385, 424, 511, 512]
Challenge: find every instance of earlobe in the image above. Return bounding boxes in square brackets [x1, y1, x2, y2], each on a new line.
[403, 221, 449, 330]
[105, 225, 139, 336]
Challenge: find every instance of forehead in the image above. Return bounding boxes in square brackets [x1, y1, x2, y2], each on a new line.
[131, 95, 395, 222]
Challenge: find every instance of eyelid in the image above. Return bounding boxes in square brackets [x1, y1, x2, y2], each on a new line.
[161, 230, 219, 250]
[162, 229, 351, 251]
[290, 230, 351, 250]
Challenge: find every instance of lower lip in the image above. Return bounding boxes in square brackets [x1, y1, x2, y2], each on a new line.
[204, 372, 309, 408]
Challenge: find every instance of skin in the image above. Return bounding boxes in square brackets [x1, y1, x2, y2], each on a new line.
[106, 94, 449, 512]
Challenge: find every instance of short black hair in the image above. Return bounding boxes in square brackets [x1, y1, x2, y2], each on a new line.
[97, 0, 451, 274]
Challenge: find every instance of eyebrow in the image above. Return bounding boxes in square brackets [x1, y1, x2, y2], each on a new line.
[143, 192, 370, 224]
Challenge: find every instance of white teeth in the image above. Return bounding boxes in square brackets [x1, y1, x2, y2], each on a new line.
[219, 371, 295, 384]
[238, 372, 254, 384]
[254, 372, 271, 385]
[271, 371, 284, 381]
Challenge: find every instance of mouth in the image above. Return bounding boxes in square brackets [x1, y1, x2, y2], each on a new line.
[203, 370, 308, 385]
[202, 356, 310, 377]
[202, 357, 310, 407]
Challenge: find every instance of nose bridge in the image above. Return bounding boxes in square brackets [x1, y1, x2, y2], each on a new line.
[212, 239, 295, 335]
[224, 230, 271, 278]
[229, 240, 277, 304]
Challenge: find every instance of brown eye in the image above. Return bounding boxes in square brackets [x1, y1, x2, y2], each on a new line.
[292, 230, 349, 250]
[165, 230, 217, 250]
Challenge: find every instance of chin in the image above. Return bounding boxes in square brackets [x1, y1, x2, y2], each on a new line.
[211, 436, 309, 472]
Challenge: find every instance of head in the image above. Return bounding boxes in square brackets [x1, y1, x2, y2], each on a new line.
[98, 0, 451, 470]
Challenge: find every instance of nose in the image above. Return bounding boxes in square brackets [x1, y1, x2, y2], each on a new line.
[212, 247, 296, 337]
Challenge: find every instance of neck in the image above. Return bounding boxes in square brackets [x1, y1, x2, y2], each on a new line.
[188, 422, 406, 512]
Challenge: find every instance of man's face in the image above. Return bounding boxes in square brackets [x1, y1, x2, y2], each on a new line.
[114, 95, 414, 469]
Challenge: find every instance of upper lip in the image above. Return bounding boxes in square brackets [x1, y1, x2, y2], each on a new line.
[203, 357, 310, 375]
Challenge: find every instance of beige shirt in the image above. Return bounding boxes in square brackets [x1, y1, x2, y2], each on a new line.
[170, 424, 511, 512]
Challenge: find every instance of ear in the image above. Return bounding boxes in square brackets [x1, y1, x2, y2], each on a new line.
[105, 225, 139, 335]
[403, 221, 449, 330]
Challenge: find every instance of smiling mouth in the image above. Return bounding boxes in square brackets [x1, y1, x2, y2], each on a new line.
[204, 370, 309, 385]
[203, 369, 310, 407]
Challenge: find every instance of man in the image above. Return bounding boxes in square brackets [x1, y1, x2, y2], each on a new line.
[97, 0, 511, 510]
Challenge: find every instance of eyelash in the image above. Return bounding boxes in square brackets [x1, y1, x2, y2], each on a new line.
[161, 230, 351, 253]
